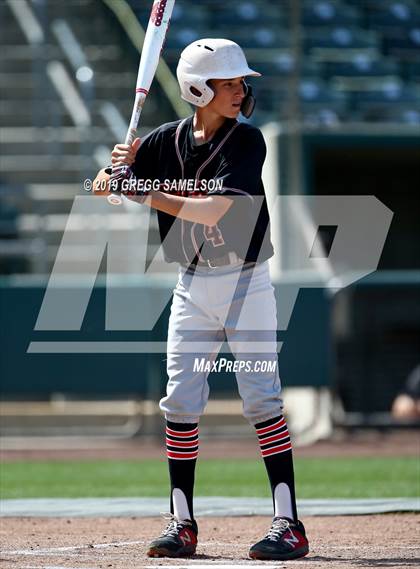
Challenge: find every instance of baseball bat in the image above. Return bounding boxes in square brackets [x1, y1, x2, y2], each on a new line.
[107, 0, 175, 205]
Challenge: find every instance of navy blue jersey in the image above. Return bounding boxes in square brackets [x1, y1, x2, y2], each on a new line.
[132, 115, 274, 265]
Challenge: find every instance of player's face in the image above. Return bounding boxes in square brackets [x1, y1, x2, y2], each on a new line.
[207, 77, 246, 118]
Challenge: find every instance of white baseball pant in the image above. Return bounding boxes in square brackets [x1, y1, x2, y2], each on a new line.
[160, 261, 283, 424]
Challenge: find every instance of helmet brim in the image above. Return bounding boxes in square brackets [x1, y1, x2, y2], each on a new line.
[209, 66, 261, 79]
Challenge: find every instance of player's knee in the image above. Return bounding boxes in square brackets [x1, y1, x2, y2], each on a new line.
[242, 394, 283, 424]
[159, 393, 206, 419]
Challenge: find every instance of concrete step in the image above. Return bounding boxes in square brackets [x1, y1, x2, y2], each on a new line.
[0, 71, 55, 98]
[19, 242, 164, 275]
[43, 0, 107, 21]
[0, 100, 74, 128]
[29, 182, 80, 198]
[0, 99, 130, 129]
[25, 184, 83, 214]
[0, 59, 41, 73]
[0, 54, 135, 78]
[0, 71, 137, 98]
[18, 211, 155, 234]
[16, 211, 161, 269]
[0, 124, 115, 156]
[0, 126, 111, 143]
[0, 45, 61, 74]
[0, 155, 97, 184]
[0, 26, 27, 46]
[0, 154, 95, 171]
[90, 72, 135, 88]
[0, 44, 122, 63]
[0, 141, 98, 156]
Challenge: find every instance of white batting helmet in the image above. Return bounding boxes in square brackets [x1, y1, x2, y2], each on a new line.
[176, 38, 261, 107]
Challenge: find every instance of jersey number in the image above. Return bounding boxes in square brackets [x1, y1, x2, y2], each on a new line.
[204, 225, 225, 247]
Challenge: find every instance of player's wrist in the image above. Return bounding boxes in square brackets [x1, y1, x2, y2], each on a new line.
[109, 165, 150, 202]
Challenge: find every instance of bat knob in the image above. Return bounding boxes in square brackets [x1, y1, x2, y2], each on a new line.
[107, 194, 123, 206]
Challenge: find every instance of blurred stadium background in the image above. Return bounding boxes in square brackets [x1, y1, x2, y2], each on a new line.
[0, 0, 419, 442]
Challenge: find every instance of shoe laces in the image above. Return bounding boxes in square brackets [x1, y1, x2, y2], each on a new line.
[160, 513, 192, 538]
[265, 517, 291, 542]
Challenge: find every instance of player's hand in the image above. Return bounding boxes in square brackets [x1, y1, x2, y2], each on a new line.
[92, 167, 111, 195]
[111, 137, 141, 167]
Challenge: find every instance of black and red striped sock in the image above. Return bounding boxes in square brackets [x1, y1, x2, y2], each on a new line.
[166, 420, 199, 521]
[255, 415, 298, 521]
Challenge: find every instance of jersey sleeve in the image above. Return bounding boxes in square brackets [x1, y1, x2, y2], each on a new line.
[211, 125, 267, 198]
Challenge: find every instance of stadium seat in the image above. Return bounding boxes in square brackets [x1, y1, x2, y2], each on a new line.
[302, 1, 361, 27]
[359, 104, 420, 124]
[257, 77, 349, 123]
[368, 4, 420, 32]
[352, 81, 420, 119]
[301, 105, 347, 126]
[325, 55, 400, 78]
[211, 1, 285, 27]
[170, 2, 210, 26]
[384, 27, 420, 59]
[402, 60, 420, 80]
[253, 53, 323, 78]
[164, 27, 202, 49]
[0, 198, 18, 238]
[304, 26, 379, 51]
[345, 0, 419, 9]
[332, 75, 406, 97]
[131, 2, 209, 28]
[391, 107, 420, 124]
[220, 27, 291, 49]
[326, 57, 403, 95]
[251, 77, 288, 113]
[298, 77, 347, 103]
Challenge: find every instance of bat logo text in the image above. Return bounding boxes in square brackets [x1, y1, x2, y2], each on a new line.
[151, 0, 167, 26]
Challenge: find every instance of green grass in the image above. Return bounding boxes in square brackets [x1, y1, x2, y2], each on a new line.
[1, 457, 418, 499]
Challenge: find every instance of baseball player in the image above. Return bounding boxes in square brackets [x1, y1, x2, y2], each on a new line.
[94, 38, 309, 561]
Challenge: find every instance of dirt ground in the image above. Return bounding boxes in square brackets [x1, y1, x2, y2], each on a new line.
[1, 431, 418, 568]
[1, 514, 419, 569]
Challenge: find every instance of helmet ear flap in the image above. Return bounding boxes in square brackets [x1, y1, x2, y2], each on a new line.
[179, 76, 215, 106]
[240, 82, 256, 118]
[205, 79, 215, 100]
[187, 80, 215, 105]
